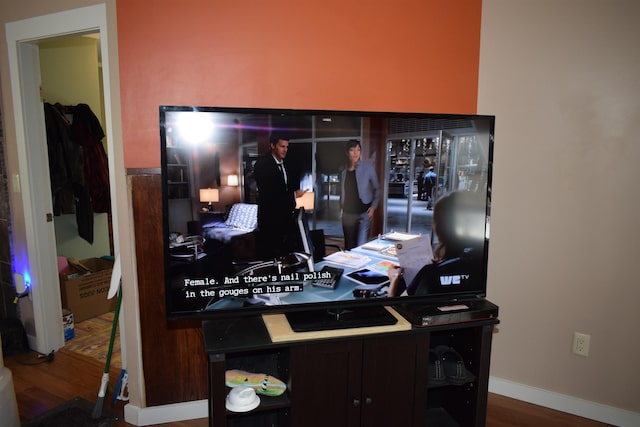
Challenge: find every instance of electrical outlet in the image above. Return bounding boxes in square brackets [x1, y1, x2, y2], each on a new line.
[572, 332, 591, 356]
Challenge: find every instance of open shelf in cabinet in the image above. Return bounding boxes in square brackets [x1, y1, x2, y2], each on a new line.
[425, 322, 496, 427]
[226, 409, 289, 427]
[223, 347, 291, 425]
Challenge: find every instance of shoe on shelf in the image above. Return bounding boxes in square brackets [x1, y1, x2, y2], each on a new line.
[433, 345, 475, 385]
[428, 348, 447, 386]
[225, 369, 287, 396]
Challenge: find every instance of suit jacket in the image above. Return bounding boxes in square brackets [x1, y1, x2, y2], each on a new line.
[253, 154, 298, 230]
[339, 160, 380, 209]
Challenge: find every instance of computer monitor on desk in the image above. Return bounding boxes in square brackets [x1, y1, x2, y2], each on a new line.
[294, 207, 315, 272]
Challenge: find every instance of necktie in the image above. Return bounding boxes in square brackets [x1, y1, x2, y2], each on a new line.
[278, 163, 287, 184]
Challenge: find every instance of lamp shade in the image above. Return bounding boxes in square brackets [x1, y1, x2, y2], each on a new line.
[227, 174, 239, 186]
[295, 191, 315, 210]
[199, 188, 219, 203]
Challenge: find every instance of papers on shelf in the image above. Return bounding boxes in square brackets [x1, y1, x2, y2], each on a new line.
[382, 231, 421, 242]
[323, 251, 370, 269]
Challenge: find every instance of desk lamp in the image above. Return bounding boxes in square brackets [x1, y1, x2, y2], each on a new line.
[199, 188, 219, 212]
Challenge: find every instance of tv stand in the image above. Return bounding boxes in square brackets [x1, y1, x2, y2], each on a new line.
[203, 300, 499, 427]
[284, 305, 398, 332]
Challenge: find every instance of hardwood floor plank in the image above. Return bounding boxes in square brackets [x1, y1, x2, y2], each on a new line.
[487, 393, 613, 427]
[6, 349, 125, 424]
[5, 348, 613, 426]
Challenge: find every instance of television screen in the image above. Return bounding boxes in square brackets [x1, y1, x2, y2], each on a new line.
[161, 106, 494, 327]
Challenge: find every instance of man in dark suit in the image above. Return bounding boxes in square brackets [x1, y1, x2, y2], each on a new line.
[253, 135, 306, 259]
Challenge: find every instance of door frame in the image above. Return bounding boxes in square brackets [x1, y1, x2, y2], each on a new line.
[5, 4, 121, 354]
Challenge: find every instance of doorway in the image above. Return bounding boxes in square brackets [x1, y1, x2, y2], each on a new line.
[383, 128, 491, 237]
[385, 135, 440, 235]
[5, 5, 121, 355]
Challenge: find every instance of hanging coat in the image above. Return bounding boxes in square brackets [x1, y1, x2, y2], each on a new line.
[71, 103, 111, 214]
[44, 102, 94, 243]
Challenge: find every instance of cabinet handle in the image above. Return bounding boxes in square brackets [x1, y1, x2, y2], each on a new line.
[365, 397, 373, 405]
[353, 398, 360, 407]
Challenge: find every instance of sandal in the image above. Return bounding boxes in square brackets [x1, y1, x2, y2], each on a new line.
[225, 369, 286, 396]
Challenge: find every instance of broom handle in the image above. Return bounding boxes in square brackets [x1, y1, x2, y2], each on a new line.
[104, 282, 122, 373]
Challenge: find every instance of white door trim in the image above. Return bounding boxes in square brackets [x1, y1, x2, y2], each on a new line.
[5, 3, 121, 353]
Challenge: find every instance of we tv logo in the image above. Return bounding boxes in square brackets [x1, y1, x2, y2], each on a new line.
[439, 274, 470, 286]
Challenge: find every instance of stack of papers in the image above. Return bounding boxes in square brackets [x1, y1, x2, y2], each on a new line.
[366, 260, 398, 275]
[382, 231, 421, 241]
[381, 246, 397, 257]
[323, 251, 370, 269]
[360, 241, 394, 252]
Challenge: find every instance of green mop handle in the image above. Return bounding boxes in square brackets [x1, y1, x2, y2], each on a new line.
[105, 282, 122, 372]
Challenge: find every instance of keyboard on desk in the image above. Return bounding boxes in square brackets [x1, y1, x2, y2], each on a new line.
[312, 265, 344, 289]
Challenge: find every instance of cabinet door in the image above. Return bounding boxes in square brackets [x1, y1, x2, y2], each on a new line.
[290, 333, 428, 427]
[360, 333, 428, 427]
[290, 339, 363, 427]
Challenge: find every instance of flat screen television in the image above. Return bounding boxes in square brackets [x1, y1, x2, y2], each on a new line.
[161, 106, 494, 330]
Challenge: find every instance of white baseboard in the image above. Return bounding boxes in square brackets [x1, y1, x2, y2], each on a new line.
[489, 376, 640, 427]
[122, 378, 640, 427]
[124, 399, 208, 426]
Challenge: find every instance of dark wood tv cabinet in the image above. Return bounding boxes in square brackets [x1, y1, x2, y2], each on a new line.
[203, 306, 498, 427]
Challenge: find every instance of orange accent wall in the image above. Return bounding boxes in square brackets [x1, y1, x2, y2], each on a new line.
[117, 0, 482, 168]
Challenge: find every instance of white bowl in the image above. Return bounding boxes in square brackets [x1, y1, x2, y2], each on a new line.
[225, 386, 260, 412]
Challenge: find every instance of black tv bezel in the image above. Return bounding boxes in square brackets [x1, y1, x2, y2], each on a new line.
[160, 105, 494, 321]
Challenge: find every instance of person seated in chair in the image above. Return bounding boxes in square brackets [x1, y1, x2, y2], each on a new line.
[387, 190, 486, 297]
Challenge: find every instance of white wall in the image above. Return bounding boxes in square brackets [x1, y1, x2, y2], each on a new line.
[54, 213, 110, 259]
[478, 0, 640, 418]
[39, 35, 104, 137]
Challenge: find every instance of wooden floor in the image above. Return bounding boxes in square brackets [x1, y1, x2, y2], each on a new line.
[5, 348, 611, 427]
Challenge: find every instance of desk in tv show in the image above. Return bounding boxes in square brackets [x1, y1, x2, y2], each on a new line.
[203, 302, 499, 426]
[206, 236, 496, 325]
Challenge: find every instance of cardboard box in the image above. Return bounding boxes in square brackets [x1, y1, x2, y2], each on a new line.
[59, 257, 116, 323]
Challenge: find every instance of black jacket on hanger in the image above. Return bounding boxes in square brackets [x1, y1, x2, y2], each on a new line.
[71, 103, 111, 214]
[44, 102, 94, 243]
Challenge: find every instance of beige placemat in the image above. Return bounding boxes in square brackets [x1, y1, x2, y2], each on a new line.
[262, 306, 411, 343]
